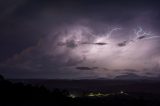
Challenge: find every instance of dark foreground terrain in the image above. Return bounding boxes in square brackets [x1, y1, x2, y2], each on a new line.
[1, 76, 160, 106]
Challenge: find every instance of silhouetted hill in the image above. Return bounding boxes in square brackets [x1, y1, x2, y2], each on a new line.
[1, 74, 160, 106]
[114, 73, 150, 80]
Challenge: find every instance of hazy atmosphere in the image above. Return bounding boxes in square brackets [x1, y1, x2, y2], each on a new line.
[1, 0, 160, 79]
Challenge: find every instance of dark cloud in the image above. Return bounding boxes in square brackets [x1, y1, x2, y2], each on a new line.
[76, 67, 94, 70]
[123, 69, 139, 73]
[1, 0, 160, 79]
[117, 41, 130, 47]
[76, 66, 99, 70]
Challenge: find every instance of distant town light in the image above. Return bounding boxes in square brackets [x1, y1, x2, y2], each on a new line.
[68, 94, 76, 98]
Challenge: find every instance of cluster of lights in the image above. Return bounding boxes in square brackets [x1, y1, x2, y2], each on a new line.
[68, 91, 128, 98]
[87, 92, 110, 97]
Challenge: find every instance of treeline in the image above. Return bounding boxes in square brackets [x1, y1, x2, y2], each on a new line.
[0, 75, 70, 106]
[0, 74, 160, 106]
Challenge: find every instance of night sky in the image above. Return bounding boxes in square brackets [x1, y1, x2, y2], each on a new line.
[1, 0, 160, 79]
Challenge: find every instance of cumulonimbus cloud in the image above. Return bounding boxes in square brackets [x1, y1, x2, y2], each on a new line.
[1, 23, 160, 79]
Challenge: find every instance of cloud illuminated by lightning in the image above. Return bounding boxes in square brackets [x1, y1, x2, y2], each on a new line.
[134, 26, 160, 41]
[3, 24, 160, 78]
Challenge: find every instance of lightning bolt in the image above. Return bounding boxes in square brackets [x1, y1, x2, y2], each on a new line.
[106, 27, 121, 39]
[133, 26, 160, 41]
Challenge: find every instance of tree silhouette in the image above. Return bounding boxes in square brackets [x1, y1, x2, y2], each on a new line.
[0, 74, 160, 106]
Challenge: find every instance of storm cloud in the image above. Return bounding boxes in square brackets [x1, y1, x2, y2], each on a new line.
[1, 0, 160, 79]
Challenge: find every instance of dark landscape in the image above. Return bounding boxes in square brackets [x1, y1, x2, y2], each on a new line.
[0, 75, 159, 106]
[1, 0, 160, 106]
[10, 79, 160, 94]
